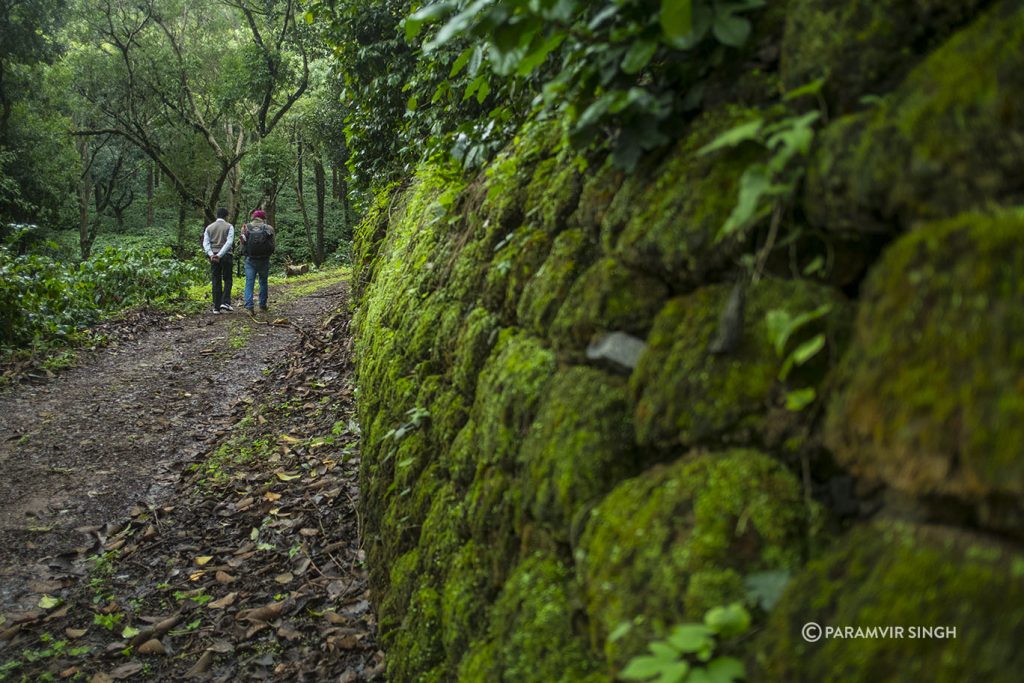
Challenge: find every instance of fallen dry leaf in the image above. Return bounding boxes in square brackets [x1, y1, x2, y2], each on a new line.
[194, 555, 213, 566]
[236, 600, 287, 623]
[137, 638, 166, 655]
[185, 650, 214, 677]
[215, 570, 236, 584]
[208, 592, 238, 609]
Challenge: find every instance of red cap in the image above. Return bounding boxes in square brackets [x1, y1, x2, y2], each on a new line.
[251, 209, 266, 219]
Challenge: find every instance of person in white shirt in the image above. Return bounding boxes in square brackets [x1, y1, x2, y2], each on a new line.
[202, 207, 235, 314]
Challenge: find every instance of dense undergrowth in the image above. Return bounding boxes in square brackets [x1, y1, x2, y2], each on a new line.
[0, 224, 352, 375]
[0, 232, 204, 354]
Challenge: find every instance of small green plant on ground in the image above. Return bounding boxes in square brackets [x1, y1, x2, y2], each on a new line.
[92, 612, 123, 632]
[619, 603, 751, 683]
[228, 321, 253, 350]
[0, 632, 92, 682]
[88, 550, 119, 605]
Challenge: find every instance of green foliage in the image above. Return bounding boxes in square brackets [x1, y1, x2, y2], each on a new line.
[408, 0, 769, 169]
[384, 406, 432, 443]
[0, 237, 203, 352]
[698, 106, 820, 239]
[92, 612, 123, 632]
[308, 0, 770, 188]
[620, 603, 750, 683]
[763, 303, 830, 411]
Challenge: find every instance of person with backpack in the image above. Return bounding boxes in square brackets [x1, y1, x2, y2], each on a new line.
[241, 209, 276, 314]
[202, 207, 235, 314]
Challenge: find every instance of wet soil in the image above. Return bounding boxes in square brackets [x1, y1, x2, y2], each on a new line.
[0, 277, 381, 680]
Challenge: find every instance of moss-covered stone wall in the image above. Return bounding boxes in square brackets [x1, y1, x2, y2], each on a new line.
[352, 1, 1024, 680]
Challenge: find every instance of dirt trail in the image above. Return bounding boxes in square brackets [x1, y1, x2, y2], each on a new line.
[0, 276, 380, 680]
[0, 285, 336, 610]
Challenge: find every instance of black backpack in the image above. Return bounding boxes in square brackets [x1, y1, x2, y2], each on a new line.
[246, 223, 276, 258]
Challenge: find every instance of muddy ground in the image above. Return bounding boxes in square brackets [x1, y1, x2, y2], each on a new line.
[0, 276, 381, 681]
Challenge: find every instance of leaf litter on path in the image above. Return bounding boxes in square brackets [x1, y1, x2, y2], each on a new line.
[0, 283, 383, 681]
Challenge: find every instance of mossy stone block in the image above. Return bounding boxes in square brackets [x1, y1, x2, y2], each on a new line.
[518, 366, 638, 537]
[441, 541, 495, 672]
[550, 257, 668, 352]
[470, 330, 557, 470]
[466, 552, 600, 682]
[451, 307, 498, 400]
[378, 548, 420, 642]
[577, 450, 809, 668]
[753, 522, 1024, 682]
[825, 210, 1024, 529]
[568, 157, 625, 237]
[523, 151, 584, 235]
[516, 228, 597, 338]
[782, 0, 988, 114]
[387, 586, 445, 683]
[805, 0, 1024, 235]
[482, 226, 552, 322]
[632, 279, 849, 451]
[612, 107, 767, 289]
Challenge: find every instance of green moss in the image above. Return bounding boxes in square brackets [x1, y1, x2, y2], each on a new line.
[550, 257, 668, 352]
[518, 366, 638, 538]
[444, 419, 480, 489]
[426, 386, 469, 456]
[442, 541, 496, 672]
[577, 450, 810, 668]
[470, 330, 557, 470]
[569, 156, 626, 237]
[781, 0, 988, 114]
[516, 228, 597, 337]
[612, 107, 767, 290]
[378, 548, 421, 640]
[451, 307, 499, 400]
[805, 0, 1024, 235]
[631, 279, 849, 451]
[418, 481, 466, 581]
[447, 236, 496, 305]
[482, 226, 552, 322]
[466, 552, 600, 682]
[825, 209, 1024, 530]
[388, 586, 445, 682]
[456, 637, 502, 682]
[523, 148, 585, 235]
[464, 464, 521, 582]
[753, 522, 1024, 682]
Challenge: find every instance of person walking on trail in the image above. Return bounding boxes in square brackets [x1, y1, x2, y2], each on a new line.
[241, 209, 276, 314]
[203, 207, 235, 314]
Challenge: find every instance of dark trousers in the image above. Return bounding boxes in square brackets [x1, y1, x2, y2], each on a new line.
[211, 253, 233, 309]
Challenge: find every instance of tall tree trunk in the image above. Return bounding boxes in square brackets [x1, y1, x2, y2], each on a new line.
[78, 177, 92, 260]
[295, 132, 316, 261]
[176, 200, 188, 258]
[313, 154, 326, 266]
[337, 137, 352, 243]
[146, 162, 154, 226]
[77, 138, 94, 260]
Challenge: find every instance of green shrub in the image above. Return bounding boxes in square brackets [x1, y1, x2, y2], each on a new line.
[0, 239, 203, 351]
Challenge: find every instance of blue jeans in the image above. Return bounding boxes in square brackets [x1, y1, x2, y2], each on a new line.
[244, 257, 270, 310]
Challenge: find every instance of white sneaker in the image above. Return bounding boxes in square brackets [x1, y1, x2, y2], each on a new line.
[211, 308, 221, 315]
[221, 303, 234, 311]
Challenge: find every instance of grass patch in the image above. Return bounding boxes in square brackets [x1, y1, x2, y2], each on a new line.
[273, 265, 350, 303]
